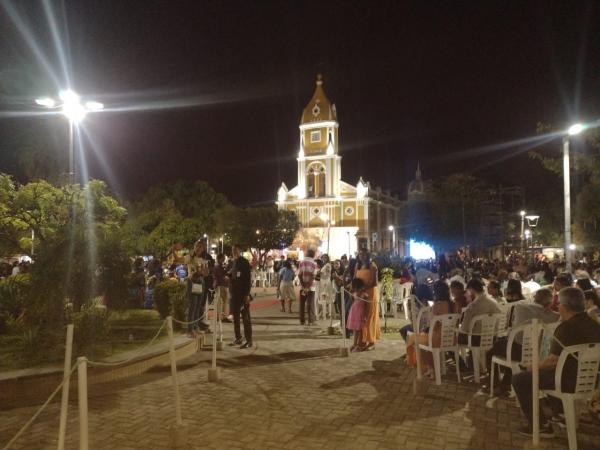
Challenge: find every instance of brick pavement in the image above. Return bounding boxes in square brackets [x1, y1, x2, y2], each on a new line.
[1, 292, 599, 449]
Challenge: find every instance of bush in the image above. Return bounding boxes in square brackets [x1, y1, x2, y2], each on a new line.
[0, 274, 31, 334]
[73, 306, 111, 358]
[154, 279, 188, 325]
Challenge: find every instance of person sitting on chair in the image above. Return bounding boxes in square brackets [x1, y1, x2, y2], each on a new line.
[512, 287, 600, 438]
[485, 288, 558, 395]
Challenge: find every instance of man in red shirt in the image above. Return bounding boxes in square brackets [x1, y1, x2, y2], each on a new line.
[298, 249, 317, 326]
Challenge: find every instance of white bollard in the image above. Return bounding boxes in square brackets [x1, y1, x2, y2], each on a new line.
[531, 319, 540, 447]
[77, 357, 89, 450]
[58, 323, 74, 450]
[413, 297, 422, 381]
[166, 317, 183, 425]
[208, 295, 220, 382]
[339, 289, 349, 357]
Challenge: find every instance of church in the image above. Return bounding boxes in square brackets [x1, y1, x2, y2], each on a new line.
[276, 75, 405, 258]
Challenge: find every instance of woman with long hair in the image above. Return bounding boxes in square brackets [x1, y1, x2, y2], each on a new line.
[354, 248, 380, 350]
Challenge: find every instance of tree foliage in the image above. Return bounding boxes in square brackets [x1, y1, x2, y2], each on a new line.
[123, 180, 229, 258]
[0, 174, 129, 313]
[216, 206, 300, 261]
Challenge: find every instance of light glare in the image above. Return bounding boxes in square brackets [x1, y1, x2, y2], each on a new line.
[85, 101, 104, 111]
[409, 239, 435, 260]
[59, 89, 80, 104]
[568, 123, 584, 135]
[35, 97, 56, 107]
[62, 101, 86, 123]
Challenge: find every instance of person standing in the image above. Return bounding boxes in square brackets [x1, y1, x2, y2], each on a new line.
[298, 249, 317, 326]
[184, 240, 213, 334]
[278, 260, 296, 313]
[229, 244, 253, 348]
[213, 253, 231, 322]
[355, 248, 380, 349]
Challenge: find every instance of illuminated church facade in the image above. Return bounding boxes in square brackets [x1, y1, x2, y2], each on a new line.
[276, 75, 404, 258]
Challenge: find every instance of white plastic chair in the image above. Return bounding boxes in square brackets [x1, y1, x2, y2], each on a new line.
[458, 313, 500, 383]
[490, 322, 535, 397]
[418, 313, 461, 385]
[495, 304, 510, 337]
[540, 343, 600, 450]
[399, 282, 415, 320]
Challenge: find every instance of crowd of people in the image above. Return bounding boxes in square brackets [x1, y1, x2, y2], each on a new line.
[397, 252, 600, 438]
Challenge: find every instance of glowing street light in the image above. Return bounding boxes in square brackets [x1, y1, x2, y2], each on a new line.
[568, 123, 585, 136]
[388, 225, 396, 255]
[562, 122, 586, 273]
[34, 89, 104, 184]
[519, 210, 526, 255]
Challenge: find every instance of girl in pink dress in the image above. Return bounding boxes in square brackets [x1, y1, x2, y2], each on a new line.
[346, 278, 368, 352]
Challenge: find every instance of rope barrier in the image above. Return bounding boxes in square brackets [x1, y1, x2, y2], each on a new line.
[171, 317, 204, 326]
[2, 362, 80, 450]
[341, 287, 377, 303]
[86, 320, 167, 367]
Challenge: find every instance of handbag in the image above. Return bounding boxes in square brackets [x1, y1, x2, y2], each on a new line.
[191, 282, 203, 294]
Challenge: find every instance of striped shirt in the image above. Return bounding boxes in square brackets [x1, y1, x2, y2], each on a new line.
[298, 257, 317, 291]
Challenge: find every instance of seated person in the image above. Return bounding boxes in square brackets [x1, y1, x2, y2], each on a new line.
[450, 280, 468, 312]
[550, 274, 572, 312]
[406, 281, 455, 372]
[505, 279, 525, 303]
[400, 283, 433, 342]
[512, 287, 600, 438]
[485, 288, 558, 394]
[458, 279, 501, 346]
[584, 289, 600, 323]
[487, 280, 506, 304]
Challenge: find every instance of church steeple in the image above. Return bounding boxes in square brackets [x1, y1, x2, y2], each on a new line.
[300, 74, 337, 125]
[297, 74, 341, 199]
[408, 162, 425, 198]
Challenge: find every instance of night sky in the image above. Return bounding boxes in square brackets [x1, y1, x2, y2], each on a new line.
[1, 1, 599, 206]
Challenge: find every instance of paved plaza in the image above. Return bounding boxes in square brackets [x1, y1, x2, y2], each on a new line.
[1, 294, 599, 450]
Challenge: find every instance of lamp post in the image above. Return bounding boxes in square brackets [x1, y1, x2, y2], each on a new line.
[524, 229, 531, 257]
[563, 123, 585, 273]
[35, 90, 104, 184]
[525, 215, 540, 262]
[388, 225, 396, 255]
[519, 210, 526, 256]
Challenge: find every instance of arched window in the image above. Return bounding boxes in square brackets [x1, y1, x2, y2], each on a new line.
[306, 163, 326, 198]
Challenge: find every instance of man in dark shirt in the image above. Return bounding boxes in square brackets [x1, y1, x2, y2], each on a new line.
[512, 287, 600, 438]
[228, 244, 253, 349]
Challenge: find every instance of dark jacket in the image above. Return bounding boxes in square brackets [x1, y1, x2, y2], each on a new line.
[230, 256, 251, 299]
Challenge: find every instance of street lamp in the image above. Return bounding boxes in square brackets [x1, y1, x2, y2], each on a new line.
[525, 214, 540, 248]
[563, 123, 586, 273]
[388, 225, 396, 255]
[35, 90, 104, 184]
[519, 210, 526, 255]
[524, 229, 531, 252]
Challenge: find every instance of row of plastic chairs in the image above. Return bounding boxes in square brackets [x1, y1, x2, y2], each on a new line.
[409, 295, 600, 450]
[491, 320, 600, 450]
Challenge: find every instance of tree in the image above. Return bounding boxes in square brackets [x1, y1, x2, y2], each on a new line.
[0, 174, 129, 311]
[217, 206, 300, 263]
[123, 180, 229, 258]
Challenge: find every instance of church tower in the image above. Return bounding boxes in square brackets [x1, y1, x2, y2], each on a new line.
[296, 74, 342, 199]
[276, 74, 403, 257]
